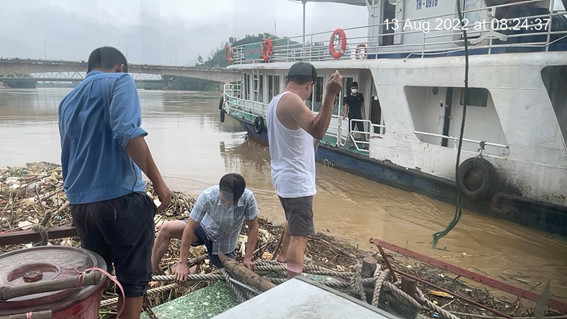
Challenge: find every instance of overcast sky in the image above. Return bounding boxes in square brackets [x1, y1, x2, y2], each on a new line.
[0, 0, 367, 66]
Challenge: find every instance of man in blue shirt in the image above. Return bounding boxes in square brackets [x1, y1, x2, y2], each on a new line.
[151, 173, 259, 283]
[58, 46, 170, 319]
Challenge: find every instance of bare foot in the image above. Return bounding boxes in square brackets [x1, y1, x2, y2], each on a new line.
[276, 254, 286, 263]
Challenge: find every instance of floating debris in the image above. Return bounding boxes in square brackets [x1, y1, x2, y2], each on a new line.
[1, 162, 561, 318]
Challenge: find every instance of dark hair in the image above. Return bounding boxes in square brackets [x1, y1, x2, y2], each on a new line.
[286, 62, 317, 85]
[219, 173, 246, 202]
[351, 81, 358, 87]
[87, 46, 128, 73]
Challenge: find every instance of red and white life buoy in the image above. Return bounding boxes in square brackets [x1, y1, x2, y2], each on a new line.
[225, 45, 234, 64]
[329, 28, 347, 59]
[355, 43, 367, 59]
[262, 38, 273, 62]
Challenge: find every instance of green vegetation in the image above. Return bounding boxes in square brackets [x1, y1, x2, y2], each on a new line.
[161, 33, 285, 91]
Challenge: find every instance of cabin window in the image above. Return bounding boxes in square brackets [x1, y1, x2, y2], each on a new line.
[460, 88, 488, 107]
[244, 74, 250, 100]
[254, 74, 264, 103]
[310, 76, 324, 112]
[541, 66, 567, 144]
[268, 75, 280, 101]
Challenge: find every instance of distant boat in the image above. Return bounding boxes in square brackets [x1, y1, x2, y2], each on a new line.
[220, 0, 567, 236]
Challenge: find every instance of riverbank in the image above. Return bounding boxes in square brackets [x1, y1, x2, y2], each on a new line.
[1, 162, 564, 318]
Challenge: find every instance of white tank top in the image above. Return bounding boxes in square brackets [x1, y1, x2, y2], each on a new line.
[266, 91, 316, 198]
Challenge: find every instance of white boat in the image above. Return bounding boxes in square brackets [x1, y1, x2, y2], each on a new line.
[220, 0, 567, 236]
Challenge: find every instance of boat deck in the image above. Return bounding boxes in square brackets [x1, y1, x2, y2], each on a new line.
[213, 276, 399, 319]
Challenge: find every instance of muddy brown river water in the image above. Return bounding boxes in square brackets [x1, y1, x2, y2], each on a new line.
[1, 88, 565, 305]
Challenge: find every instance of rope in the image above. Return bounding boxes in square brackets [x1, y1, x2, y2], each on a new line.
[255, 262, 352, 278]
[351, 263, 366, 301]
[371, 268, 460, 319]
[432, 0, 470, 248]
[151, 273, 224, 282]
[100, 283, 179, 307]
[372, 268, 390, 307]
[221, 269, 247, 303]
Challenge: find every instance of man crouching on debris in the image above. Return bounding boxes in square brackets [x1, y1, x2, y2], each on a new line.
[151, 173, 259, 282]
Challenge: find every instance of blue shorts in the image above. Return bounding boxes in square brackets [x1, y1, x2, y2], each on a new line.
[71, 192, 156, 297]
[190, 224, 234, 268]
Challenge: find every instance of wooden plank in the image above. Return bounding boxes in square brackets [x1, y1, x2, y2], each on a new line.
[0, 225, 78, 246]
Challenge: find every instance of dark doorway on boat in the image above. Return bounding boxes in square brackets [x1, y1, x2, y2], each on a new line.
[380, 0, 396, 46]
[541, 66, 567, 145]
[370, 77, 384, 134]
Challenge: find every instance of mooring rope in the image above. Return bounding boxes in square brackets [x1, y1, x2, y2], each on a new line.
[100, 283, 179, 307]
[350, 263, 366, 301]
[144, 261, 462, 319]
[371, 268, 460, 319]
[255, 261, 353, 279]
[372, 268, 390, 307]
[151, 273, 224, 282]
[221, 269, 247, 303]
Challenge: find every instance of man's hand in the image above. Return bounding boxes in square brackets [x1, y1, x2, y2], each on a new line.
[173, 262, 189, 283]
[153, 181, 171, 212]
[243, 257, 256, 271]
[326, 70, 343, 97]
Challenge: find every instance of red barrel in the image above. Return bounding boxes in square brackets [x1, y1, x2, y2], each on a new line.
[0, 246, 107, 319]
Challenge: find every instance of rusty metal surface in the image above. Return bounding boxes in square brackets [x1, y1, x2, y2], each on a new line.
[0, 225, 78, 246]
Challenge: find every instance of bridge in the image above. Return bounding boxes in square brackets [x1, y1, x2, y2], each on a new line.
[0, 58, 240, 83]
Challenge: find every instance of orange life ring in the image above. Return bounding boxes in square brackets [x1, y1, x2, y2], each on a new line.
[329, 28, 347, 59]
[225, 45, 233, 64]
[262, 38, 273, 62]
[355, 43, 367, 59]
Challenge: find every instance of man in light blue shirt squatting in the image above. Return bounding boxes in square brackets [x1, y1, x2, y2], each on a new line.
[59, 46, 171, 319]
[151, 173, 260, 283]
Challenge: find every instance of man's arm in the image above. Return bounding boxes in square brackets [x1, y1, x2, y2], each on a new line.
[125, 135, 171, 211]
[291, 71, 343, 139]
[175, 218, 199, 282]
[242, 217, 259, 270]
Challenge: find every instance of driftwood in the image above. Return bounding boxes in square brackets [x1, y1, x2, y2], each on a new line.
[218, 252, 275, 292]
[0, 270, 103, 301]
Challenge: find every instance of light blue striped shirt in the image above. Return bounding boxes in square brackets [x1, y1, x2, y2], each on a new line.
[190, 186, 259, 254]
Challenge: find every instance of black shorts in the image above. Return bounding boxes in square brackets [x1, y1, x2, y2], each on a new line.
[350, 117, 364, 132]
[278, 196, 315, 236]
[71, 192, 156, 297]
[190, 224, 234, 269]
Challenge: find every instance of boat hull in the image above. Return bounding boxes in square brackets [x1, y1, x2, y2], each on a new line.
[227, 113, 567, 237]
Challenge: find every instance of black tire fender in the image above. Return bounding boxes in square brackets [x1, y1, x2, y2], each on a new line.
[219, 96, 225, 122]
[457, 157, 498, 200]
[253, 116, 265, 134]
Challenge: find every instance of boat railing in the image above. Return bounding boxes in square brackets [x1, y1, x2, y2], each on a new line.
[229, 0, 567, 64]
[414, 130, 510, 156]
[223, 83, 267, 120]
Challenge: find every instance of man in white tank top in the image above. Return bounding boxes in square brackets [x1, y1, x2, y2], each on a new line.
[266, 62, 343, 278]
